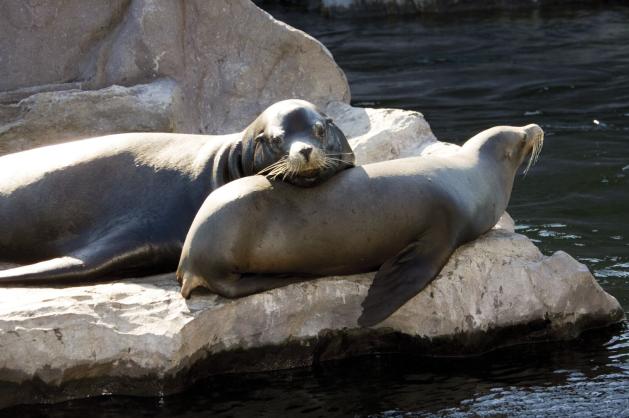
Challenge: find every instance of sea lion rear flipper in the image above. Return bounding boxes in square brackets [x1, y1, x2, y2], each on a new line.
[0, 236, 177, 285]
[358, 235, 454, 328]
[0, 256, 87, 284]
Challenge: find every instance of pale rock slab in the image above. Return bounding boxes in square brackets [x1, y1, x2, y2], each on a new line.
[0, 79, 181, 155]
[326, 101, 437, 165]
[0, 0, 350, 152]
[0, 227, 622, 407]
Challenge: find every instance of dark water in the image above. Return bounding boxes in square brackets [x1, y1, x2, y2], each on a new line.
[7, 5, 629, 417]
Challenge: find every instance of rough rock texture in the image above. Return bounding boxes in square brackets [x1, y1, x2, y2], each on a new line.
[0, 79, 182, 155]
[256, 0, 606, 16]
[326, 101, 437, 165]
[0, 0, 349, 153]
[0, 221, 622, 407]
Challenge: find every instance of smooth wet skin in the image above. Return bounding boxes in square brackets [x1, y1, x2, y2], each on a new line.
[178, 124, 543, 326]
[0, 99, 354, 285]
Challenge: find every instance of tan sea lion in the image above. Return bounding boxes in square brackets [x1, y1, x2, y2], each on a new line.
[0, 99, 354, 284]
[177, 124, 544, 326]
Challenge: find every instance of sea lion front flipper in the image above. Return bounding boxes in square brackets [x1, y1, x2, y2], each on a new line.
[358, 235, 454, 328]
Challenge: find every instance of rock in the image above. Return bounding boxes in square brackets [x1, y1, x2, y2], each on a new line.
[0, 0, 130, 92]
[0, 228, 622, 407]
[0, 79, 182, 155]
[326, 101, 437, 165]
[0, 0, 349, 153]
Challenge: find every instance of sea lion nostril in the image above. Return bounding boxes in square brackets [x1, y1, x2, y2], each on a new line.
[299, 146, 313, 161]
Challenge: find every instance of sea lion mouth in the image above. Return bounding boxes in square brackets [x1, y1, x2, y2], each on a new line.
[297, 168, 321, 178]
[256, 151, 353, 183]
[257, 156, 323, 181]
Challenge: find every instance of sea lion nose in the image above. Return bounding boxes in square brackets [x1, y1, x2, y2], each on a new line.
[523, 123, 543, 140]
[299, 146, 313, 161]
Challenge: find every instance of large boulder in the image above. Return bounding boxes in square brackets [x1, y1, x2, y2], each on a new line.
[0, 105, 623, 408]
[0, 79, 182, 154]
[0, 0, 349, 154]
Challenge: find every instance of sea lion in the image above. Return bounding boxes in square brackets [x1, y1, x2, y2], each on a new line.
[176, 124, 544, 326]
[0, 99, 354, 284]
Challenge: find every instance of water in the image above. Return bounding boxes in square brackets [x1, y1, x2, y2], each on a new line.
[5, 5, 629, 417]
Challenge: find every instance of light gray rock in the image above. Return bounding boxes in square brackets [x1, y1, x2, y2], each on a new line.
[0, 224, 622, 407]
[0, 0, 130, 91]
[0, 79, 182, 155]
[326, 101, 437, 165]
[0, 0, 349, 153]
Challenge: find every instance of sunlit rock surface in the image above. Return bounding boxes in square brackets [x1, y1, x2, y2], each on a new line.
[0, 204, 622, 406]
[0, 0, 349, 154]
[326, 101, 437, 164]
[0, 106, 622, 406]
[0, 79, 181, 154]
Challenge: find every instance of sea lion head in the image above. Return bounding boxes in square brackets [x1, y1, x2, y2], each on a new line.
[467, 124, 544, 175]
[242, 99, 355, 187]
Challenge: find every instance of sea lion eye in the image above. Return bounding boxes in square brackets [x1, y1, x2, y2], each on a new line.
[313, 122, 325, 138]
[254, 133, 266, 144]
[271, 135, 283, 145]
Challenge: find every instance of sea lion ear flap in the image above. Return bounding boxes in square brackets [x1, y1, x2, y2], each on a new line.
[326, 117, 355, 167]
[240, 128, 257, 176]
[227, 141, 245, 180]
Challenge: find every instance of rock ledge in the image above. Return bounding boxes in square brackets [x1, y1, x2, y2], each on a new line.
[0, 216, 623, 408]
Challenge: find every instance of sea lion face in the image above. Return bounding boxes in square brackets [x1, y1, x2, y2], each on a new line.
[243, 99, 355, 187]
[475, 124, 544, 174]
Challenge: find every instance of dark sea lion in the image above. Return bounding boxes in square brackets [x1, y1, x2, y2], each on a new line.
[176, 124, 544, 327]
[0, 99, 354, 284]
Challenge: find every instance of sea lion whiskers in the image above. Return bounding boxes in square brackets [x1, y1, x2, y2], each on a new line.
[282, 160, 302, 181]
[323, 155, 353, 168]
[257, 156, 289, 175]
[523, 130, 544, 175]
[324, 156, 351, 163]
[270, 151, 338, 181]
